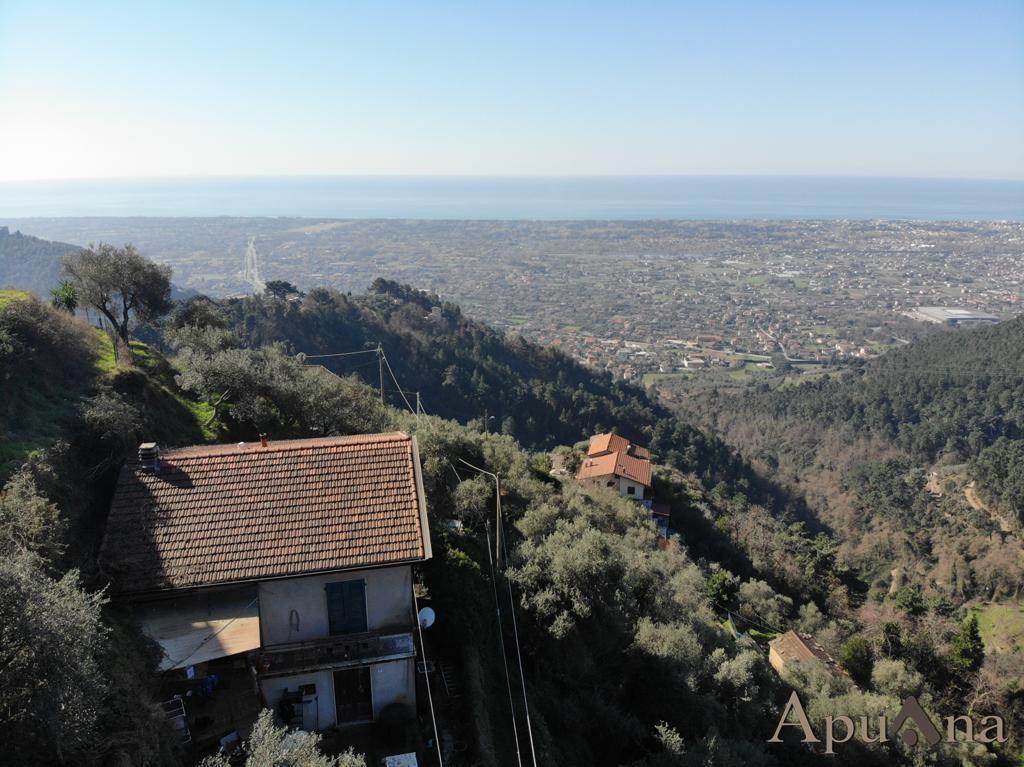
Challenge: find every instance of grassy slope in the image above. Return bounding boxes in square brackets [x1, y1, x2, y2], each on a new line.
[0, 288, 30, 308]
[94, 332, 218, 443]
[1, 302, 214, 479]
[972, 602, 1024, 654]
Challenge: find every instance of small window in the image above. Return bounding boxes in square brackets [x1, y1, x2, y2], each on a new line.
[627, 486, 636, 495]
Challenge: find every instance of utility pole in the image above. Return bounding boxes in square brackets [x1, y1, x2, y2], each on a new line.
[377, 344, 384, 404]
[495, 472, 502, 568]
[458, 458, 502, 568]
[457, 457, 537, 767]
[416, 392, 421, 425]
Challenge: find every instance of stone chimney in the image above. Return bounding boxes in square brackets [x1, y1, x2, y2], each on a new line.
[138, 442, 161, 472]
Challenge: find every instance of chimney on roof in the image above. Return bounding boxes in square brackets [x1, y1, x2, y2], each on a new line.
[138, 442, 160, 473]
[260, 433, 268, 448]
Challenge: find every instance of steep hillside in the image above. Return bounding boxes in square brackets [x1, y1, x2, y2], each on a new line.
[5, 278, 1022, 764]
[0, 226, 81, 296]
[704, 315, 1024, 465]
[0, 293, 214, 546]
[675, 317, 1024, 602]
[192, 279, 759, 495]
[159, 318, 1020, 765]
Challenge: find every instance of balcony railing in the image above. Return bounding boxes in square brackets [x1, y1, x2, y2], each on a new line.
[257, 630, 416, 678]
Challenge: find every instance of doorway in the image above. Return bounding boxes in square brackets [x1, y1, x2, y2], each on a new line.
[334, 667, 372, 723]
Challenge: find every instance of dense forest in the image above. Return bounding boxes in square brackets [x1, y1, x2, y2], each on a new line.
[704, 316, 1024, 465]
[970, 439, 1024, 529]
[671, 315, 1024, 759]
[673, 316, 1024, 599]
[1, 248, 1021, 766]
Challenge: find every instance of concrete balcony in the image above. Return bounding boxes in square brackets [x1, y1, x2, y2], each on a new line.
[256, 630, 416, 678]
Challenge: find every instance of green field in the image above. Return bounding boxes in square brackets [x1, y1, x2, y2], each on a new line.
[642, 371, 694, 386]
[726, 361, 778, 381]
[971, 602, 1024, 654]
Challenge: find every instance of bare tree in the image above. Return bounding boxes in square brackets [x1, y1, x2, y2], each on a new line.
[62, 243, 172, 363]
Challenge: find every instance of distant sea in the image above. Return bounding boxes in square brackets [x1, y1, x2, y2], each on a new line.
[0, 176, 1021, 221]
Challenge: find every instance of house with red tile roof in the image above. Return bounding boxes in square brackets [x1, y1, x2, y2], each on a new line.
[577, 432, 652, 499]
[767, 631, 847, 679]
[100, 432, 432, 744]
[577, 433, 676, 540]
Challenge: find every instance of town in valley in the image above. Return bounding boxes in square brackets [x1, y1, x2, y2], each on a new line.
[9, 217, 1022, 385]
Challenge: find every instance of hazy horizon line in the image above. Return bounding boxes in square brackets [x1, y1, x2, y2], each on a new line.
[2, 173, 1023, 185]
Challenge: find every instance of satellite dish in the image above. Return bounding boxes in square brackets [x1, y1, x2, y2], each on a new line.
[296, 352, 307, 363]
[418, 607, 436, 629]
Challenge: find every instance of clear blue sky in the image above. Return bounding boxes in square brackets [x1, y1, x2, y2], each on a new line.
[1, 0, 1021, 180]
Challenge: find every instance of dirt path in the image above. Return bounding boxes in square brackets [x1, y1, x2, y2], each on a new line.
[965, 481, 1016, 535]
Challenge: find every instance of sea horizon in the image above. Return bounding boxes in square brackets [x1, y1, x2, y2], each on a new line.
[1, 175, 1021, 221]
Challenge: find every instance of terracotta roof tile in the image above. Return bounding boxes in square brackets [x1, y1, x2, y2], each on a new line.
[768, 631, 847, 676]
[588, 433, 628, 456]
[99, 432, 429, 594]
[587, 433, 651, 460]
[577, 450, 652, 486]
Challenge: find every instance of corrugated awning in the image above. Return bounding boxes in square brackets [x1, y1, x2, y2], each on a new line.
[136, 587, 261, 671]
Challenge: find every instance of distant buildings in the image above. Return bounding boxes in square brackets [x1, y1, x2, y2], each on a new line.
[908, 306, 1000, 326]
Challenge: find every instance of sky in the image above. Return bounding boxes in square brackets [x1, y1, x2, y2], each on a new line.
[0, 1, 1022, 181]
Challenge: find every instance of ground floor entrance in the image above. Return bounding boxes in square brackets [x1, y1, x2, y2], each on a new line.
[334, 667, 373, 723]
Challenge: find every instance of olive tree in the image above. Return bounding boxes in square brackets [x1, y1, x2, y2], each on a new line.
[175, 343, 385, 435]
[0, 470, 65, 561]
[200, 709, 365, 767]
[62, 243, 172, 362]
[0, 553, 108, 764]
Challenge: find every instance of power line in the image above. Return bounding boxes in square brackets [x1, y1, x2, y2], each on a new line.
[709, 598, 786, 636]
[381, 350, 417, 415]
[413, 583, 445, 767]
[459, 458, 502, 565]
[305, 358, 382, 374]
[459, 458, 538, 767]
[484, 519, 524, 767]
[298, 348, 379, 360]
[304, 346, 532, 764]
[499, 515, 539, 767]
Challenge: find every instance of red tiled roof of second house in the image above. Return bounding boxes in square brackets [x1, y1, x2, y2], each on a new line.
[577, 451, 652, 486]
[99, 432, 431, 595]
[587, 433, 650, 459]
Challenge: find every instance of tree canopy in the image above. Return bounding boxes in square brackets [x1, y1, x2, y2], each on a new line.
[62, 243, 172, 361]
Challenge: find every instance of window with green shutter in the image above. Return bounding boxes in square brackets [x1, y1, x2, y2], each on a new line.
[325, 579, 367, 635]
